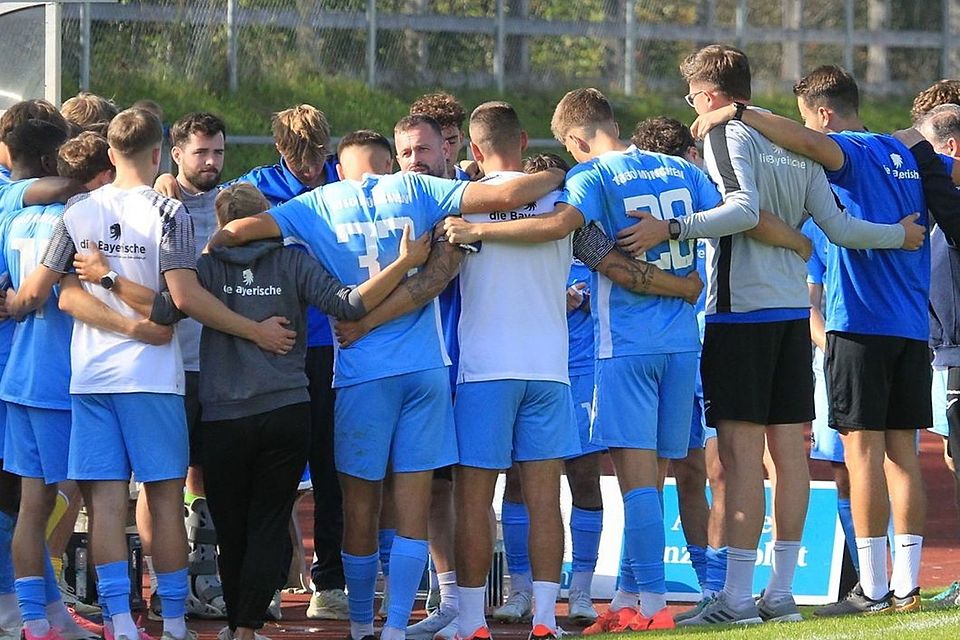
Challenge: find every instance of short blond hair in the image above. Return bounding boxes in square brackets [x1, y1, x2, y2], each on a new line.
[215, 183, 270, 228]
[107, 108, 163, 157]
[61, 92, 118, 132]
[911, 80, 960, 124]
[550, 88, 615, 142]
[272, 104, 330, 175]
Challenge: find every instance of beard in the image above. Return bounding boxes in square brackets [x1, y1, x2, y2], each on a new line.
[184, 167, 221, 192]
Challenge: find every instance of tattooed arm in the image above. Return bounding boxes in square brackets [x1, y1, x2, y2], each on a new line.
[572, 221, 703, 304]
[333, 221, 465, 347]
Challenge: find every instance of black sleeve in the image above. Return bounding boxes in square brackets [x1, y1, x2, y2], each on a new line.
[572, 221, 615, 271]
[149, 292, 186, 325]
[906, 140, 960, 244]
[291, 249, 367, 321]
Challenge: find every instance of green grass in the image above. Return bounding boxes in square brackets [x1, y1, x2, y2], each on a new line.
[594, 608, 960, 639]
[65, 74, 916, 181]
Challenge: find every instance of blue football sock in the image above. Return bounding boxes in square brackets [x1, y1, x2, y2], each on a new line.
[617, 532, 639, 594]
[571, 506, 603, 574]
[15, 576, 46, 622]
[500, 500, 531, 577]
[378, 529, 396, 577]
[384, 537, 428, 631]
[342, 551, 378, 624]
[95, 561, 132, 618]
[837, 498, 859, 573]
[687, 544, 708, 590]
[156, 567, 188, 619]
[705, 546, 727, 593]
[0, 512, 16, 596]
[624, 487, 666, 596]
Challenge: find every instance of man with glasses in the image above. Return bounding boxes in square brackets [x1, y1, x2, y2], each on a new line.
[620, 44, 923, 625]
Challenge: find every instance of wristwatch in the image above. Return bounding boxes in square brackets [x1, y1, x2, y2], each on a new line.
[733, 101, 747, 121]
[100, 270, 119, 290]
[668, 218, 682, 241]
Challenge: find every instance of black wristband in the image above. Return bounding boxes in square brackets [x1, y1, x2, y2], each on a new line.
[733, 102, 747, 121]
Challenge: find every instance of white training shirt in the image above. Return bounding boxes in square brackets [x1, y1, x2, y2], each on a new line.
[43, 185, 196, 395]
[456, 171, 572, 384]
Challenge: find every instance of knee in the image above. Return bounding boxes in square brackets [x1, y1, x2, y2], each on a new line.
[567, 474, 601, 509]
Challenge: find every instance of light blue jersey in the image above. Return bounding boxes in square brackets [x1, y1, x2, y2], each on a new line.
[0, 179, 38, 370]
[824, 132, 929, 340]
[566, 260, 594, 376]
[558, 149, 722, 358]
[267, 172, 468, 387]
[0, 203, 72, 409]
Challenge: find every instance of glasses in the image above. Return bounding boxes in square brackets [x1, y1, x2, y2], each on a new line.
[684, 90, 707, 108]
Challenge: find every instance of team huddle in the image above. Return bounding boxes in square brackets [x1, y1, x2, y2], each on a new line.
[0, 40, 957, 640]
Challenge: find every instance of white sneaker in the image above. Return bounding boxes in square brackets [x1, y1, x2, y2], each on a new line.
[407, 608, 457, 640]
[433, 617, 458, 640]
[566, 590, 597, 625]
[306, 589, 349, 620]
[492, 590, 532, 623]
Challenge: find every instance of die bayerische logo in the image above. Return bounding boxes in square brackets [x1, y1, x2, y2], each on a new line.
[109, 223, 121, 240]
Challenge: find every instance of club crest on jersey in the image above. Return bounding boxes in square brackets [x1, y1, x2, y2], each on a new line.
[891, 153, 903, 169]
[242, 268, 254, 285]
[109, 223, 121, 240]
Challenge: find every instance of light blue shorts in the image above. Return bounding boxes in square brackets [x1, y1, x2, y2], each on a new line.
[3, 404, 71, 484]
[335, 367, 458, 481]
[0, 400, 7, 461]
[810, 348, 844, 463]
[569, 372, 604, 458]
[931, 367, 950, 437]
[687, 367, 706, 450]
[69, 393, 188, 483]
[454, 379, 580, 469]
[592, 352, 698, 458]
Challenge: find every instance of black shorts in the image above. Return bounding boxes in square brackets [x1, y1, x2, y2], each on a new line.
[701, 318, 814, 426]
[184, 371, 203, 466]
[826, 331, 932, 431]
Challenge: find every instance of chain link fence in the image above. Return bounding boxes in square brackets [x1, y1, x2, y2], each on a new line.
[56, 0, 960, 99]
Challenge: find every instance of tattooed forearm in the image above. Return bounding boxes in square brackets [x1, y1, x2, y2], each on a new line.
[403, 238, 465, 306]
[597, 248, 654, 294]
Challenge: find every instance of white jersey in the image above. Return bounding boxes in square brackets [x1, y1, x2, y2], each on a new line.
[456, 171, 571, 384]
[43, 185, 196, 395]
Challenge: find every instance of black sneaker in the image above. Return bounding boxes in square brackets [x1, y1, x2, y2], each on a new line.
[892, 587, 922, 613]
[813, 584, 893, 617]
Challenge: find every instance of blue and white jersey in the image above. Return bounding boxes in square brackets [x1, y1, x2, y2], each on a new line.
[267, 172, 468, 388]
[0, 178, 38, 370]
[824, 132, 929, 341]
[694, 239, 708, 341]
[0, 203, 72, 409]
[566, 259, 594, 377]
[558, 149, 722, 358]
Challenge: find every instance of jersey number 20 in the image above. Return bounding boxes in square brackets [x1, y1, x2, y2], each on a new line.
[623, 188, 695, 272]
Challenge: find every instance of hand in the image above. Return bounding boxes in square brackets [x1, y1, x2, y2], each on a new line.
[398, 224, 432, 269]
[616, 211, 669, 256]
[253, 315, 296, 355]
[129, 318, 174, 345]
[459, 160, 483, 180]
[682, 270, 704, 305]
[0, 288, 10, 321]
[73, 245, 111, 284]
[153, 173, 183, 199]
[795, 235, 813, 262]
[690, 103, 738, 139]
[333, 318, 370, 348]
[444, 217, 481, 244]
[566, 282, 587, 312]
[899, 213, 926, 250]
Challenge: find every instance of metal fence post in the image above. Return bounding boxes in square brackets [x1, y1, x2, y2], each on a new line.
[844, 0, 854, 71]
[494, 0, 505, 93]
[227, 0, 238, 93]
[80, 1, 91, 91]
[367, 0, 377, 87]
[45, 2, 62, 106]
[625, 0, 635, 96]
[735, 0, 747, 49]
